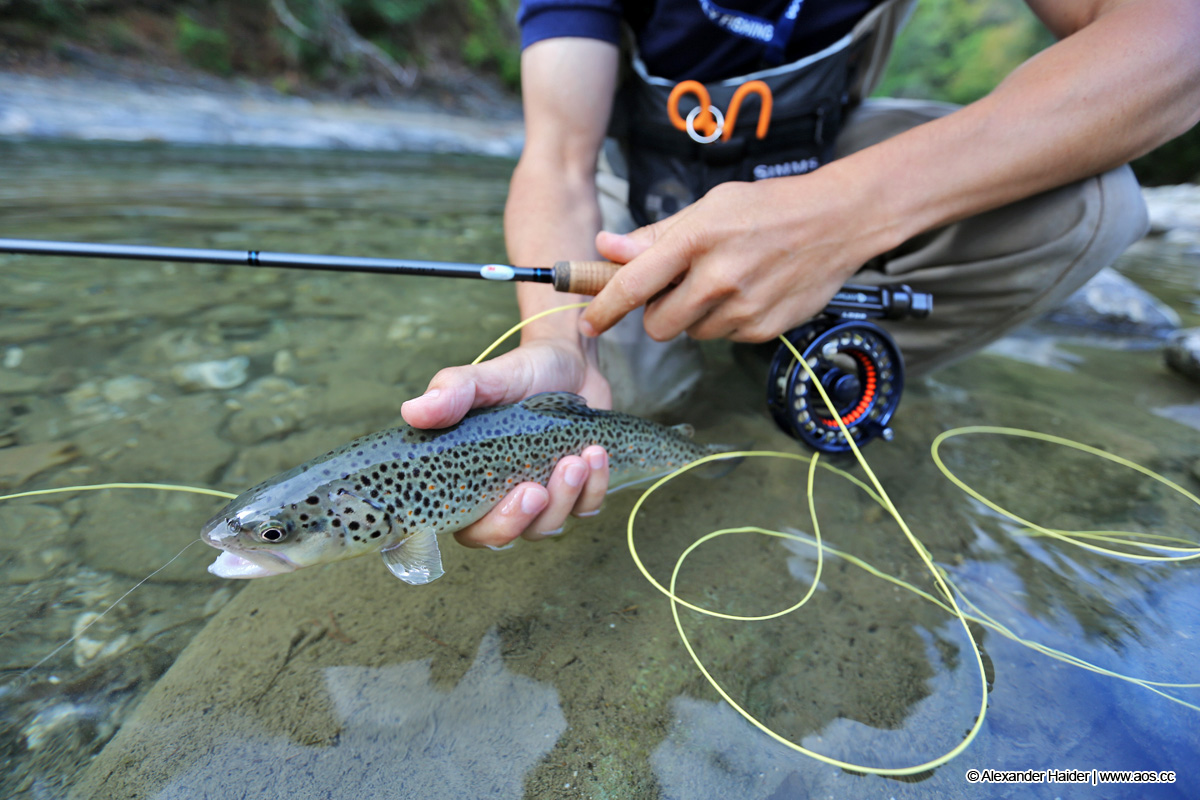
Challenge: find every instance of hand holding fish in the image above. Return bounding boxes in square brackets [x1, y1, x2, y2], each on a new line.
[401, 337, 611, 549]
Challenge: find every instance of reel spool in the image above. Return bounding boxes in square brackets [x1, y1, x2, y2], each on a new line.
[766, 284, 931, 454]
[768, 320, 903, 453]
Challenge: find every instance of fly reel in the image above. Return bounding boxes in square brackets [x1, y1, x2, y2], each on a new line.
[767, 284, 931, 454]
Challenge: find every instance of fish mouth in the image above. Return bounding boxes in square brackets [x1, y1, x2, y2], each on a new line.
[207, 548, 296, 579]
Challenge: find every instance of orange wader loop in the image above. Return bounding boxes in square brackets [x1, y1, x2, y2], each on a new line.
[667, 81, 719, 139]
[722, 80, 773, 142]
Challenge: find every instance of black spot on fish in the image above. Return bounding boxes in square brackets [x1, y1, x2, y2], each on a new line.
[332, 519, 341, 528]
[366, 513, 376, 523]
[343, 507, 354, 514]
[356, 450, 363, 456]
[370, 530, 381, 539]
[372, 472, 380, 480]
[306, 496, 320, 505]
[299, 514, 309, 522]
[384, 477, 394, 485]
[349, 521, 360, 531]
[370, 489, 380, 499]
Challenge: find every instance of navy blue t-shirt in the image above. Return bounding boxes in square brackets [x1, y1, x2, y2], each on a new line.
[517, 0, 881, 82]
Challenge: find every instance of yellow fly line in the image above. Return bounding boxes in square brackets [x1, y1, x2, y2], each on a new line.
[3, 302, 1197, 774]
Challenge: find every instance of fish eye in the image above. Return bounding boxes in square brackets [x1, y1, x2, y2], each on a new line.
[257, 521, 288, 543]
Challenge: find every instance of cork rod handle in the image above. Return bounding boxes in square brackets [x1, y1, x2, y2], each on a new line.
[551, 260, 622, 295]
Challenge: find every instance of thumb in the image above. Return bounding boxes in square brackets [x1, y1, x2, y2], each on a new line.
[401, 357, 530, 429]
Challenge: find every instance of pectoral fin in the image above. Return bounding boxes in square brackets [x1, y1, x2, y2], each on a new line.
[380, 530, 444, 585]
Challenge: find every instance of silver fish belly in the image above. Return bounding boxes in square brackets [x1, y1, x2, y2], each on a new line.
[201, 392, 728, 584]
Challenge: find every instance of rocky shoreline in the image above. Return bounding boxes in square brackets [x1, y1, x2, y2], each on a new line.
[0, 69, 523, 157]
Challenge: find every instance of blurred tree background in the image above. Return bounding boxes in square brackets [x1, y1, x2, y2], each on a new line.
[0, 0, 1195, 182]
[876, 0, 1199, 184]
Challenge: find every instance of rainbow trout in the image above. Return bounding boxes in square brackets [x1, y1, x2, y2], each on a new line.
[202, 392, 730, 584]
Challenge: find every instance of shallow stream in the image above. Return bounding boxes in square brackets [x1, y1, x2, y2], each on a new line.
[1, 140, 1197, 799]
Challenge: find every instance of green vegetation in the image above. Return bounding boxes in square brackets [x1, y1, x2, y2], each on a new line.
[0, 0, 523, 91]
[879, 0, 1198, 183]
[876, 0, 1054, 105]
[176, 13, 233, 76]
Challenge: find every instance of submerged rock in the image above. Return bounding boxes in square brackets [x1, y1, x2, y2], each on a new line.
[224, 377, 309, 444]
[1165, 328, 1200, 384]
[170, 357, 250, 392]
[1044, 267, 1180, 336]
[100, 376, 156, 405]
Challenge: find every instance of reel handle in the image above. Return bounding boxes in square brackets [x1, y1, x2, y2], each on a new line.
[551, 260, 622, 295]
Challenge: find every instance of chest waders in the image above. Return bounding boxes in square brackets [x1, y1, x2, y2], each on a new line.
[614, 0, 929, 453]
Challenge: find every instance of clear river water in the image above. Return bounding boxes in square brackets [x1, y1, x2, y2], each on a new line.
[1, 140, 1197, 799]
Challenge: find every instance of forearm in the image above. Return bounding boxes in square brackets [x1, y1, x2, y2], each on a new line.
[505, 154, 602, 343]
[833, 0, 1200, 254]
[502, 37, 618, 345]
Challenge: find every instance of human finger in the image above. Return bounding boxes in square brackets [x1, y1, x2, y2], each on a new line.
[581, 245, 691, 337]
[453, 483, 549, 550]
[595, 228, 651, 264]
[639, 264, 730, 341]
[571, 445, 609, 517]
[521, 455, 590, 540]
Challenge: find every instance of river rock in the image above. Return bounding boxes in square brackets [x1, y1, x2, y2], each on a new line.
[1043, 267, 1180, 336]
[1165, 327, 1200, 384]
[77, 489, 218, 580]
[1142, 184, 1200, 236]
[101, 376, 156, 405]
[170, 356, 250, 392]
[224, 377, 309, 445]
[1142, 184, 1200, 252]
[0, 503, 72, 582]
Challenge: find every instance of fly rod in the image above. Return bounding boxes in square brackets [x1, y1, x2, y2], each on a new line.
[0, 237, 930, 319]
[0, 237, 621, 296]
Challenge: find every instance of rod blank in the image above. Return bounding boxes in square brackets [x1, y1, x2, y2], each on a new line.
[0, 237, 551, 282]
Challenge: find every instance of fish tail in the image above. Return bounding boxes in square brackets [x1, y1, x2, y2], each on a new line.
[693, 442, 751, 480]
